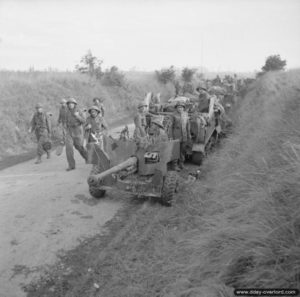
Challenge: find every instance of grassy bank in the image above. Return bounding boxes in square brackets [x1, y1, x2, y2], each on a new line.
[0, 71, 174, 160]
[183, 69, 300, 293]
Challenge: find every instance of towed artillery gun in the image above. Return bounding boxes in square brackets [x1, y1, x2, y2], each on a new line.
[87, 135, 180, 206]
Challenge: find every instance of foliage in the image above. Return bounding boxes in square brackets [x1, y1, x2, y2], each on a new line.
[102, 66, 126, 87]
[75, 50, 103, 79]
[181, 67, 196, 83]
[262, 54, 286, 72]
[155, 66, 176, 84]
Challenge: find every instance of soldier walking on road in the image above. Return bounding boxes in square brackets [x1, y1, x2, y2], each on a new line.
[84, 105, 108, 150]
[29, 103, 52, 164]
[169, 101, 191, 171]
[65, 98, 88, 171]
[57, 98, 68, 143]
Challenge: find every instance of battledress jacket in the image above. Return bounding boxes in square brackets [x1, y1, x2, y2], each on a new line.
[57, 106, 68, 126]
[198, 91, 211, 113]
[30, 112, 51, 135]
[133, 112, 147, 139]
[84, 115, 108, 143]
[170, 111, 191, 142]
[66, 108, 85, 128]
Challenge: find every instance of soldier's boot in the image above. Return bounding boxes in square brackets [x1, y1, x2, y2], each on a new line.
[66, 167, 75, 171]
[46, 151, 51, 159]
[35, 156, 42, 164]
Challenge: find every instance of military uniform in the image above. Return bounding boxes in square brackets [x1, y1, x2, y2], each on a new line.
[85, 111, 108, 150]
[30, 110, 51, 159]
[170, 107, 191, 167]
[65, 100, 87, 169]
[57, 103, 68, 143]
[148, 116, 168, 144]
[133, 103, 148, 141]
[197, 90, 211, 113]
[58, 105, 68, 127]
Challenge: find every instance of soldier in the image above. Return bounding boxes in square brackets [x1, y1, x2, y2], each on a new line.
[133, 102, 148, 141]
[57, 98, 68, 142]
[65, 98, 88, 171]
[29, 103, 51, 164]
[93, 97, 105, 117]
[84, 105, 108, 150]
[169, 101, 191, 170]
[148, 116, 168, 144]
[196, 82, 211, 113]
[57, 98, 68, 126]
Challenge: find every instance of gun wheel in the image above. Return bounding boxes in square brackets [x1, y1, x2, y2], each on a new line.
[161, 171, 178, 206]
[192, 151, 204, 165]
[89, 186, 106, 199]
[88, 165, 106, 198]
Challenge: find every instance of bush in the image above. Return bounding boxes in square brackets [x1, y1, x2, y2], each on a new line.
[75, 50, 103, 79]
[101, 66, 126, 87]
[155, 66, 176, 84]
[181, 67, 196, 83]
[262, 54, 286, 72]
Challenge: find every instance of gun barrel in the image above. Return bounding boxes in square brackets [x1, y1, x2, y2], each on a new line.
[88, 156, 138, 186]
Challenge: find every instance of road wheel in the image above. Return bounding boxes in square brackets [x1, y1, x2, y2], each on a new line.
[192, 151, 204, 165]
[89, 186, 106, 199]
[161, 171, 178, 206]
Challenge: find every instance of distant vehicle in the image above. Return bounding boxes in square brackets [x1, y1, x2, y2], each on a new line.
[150, 96, 222, 165]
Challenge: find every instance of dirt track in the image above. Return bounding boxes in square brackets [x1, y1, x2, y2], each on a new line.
[0, 125, 132, 297]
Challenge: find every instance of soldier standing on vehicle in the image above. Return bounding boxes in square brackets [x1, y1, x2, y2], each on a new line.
[65, 98, 87, 171]
[133, 102, 148, 141]
[148, 115, 168, 144]
[84, 105, 108, 150]
[29, 103, 52, 164]
[196, 83, 211, 113]
[93, 97, 105, 117]
[169, 101, 191, 171]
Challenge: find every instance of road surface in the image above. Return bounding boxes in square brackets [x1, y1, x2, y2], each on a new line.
[0, 125, 133, 297]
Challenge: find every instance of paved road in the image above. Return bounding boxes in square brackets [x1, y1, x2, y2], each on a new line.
[0, 125, 133, 297]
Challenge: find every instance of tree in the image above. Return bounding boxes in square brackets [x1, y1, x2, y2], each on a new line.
[181, 67, 196, 83]
[75, 50, 103, 78]
[262, 55, 286, 72]
[155, 66, 176, 84]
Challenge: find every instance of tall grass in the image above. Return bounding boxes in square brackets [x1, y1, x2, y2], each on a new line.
[0, 71, 174, 159]
[175, 70, 300, 295]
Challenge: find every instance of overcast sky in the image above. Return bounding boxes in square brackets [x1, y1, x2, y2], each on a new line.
[0, 0, 300, 72]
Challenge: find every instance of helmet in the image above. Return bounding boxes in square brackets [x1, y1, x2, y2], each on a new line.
[138, 102, 147, 109]
[35, 103, 43, 109]
[88, 105, 101, 114]
[151, 116, 164, 129]
[67, 98, 77, 105]
[175, 100, 185, 108]
[60, 98, 67, 104]
[197, 81, 207, 91]
[93, 97, 105, 103]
